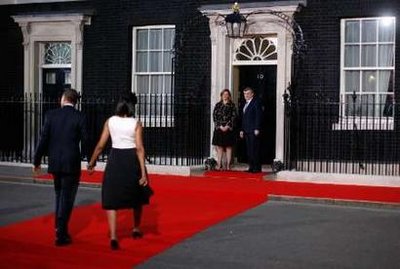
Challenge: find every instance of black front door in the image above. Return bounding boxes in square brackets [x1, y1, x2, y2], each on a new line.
[237, 65, 277, 164]
[42, 68, 71, 112]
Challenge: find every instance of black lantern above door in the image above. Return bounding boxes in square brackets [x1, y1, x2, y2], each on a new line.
[224, 2, 247, 38]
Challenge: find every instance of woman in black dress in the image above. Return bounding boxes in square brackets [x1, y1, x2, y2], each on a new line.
[212, 89, 237, 170]
[87, 93, 148, 250]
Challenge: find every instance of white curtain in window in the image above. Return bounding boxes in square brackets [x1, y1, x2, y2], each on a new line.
[163, 28, 175, 49]
[345, 21, 359, 42]
[150, 52, 162, 72]
[137, 30, 148, 49]
[362, 71, 377, 92]
[164, 75, 172, 94]
[150, 29, 162, 50]
[137, 52, 148, 72]
[362, 20, 376, 42]
[378, 45, 394, 67]
[345, 71, 360, 93]
[379, 19, 395, 42]
[137, 75, 149, 94]
[361, 45, 376, 67]
[345, 45, 359, 67]
[151, 75, 163, 94]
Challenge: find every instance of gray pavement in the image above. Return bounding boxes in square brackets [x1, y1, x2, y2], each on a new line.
[1, 173, 400, 269]
[137, 201, 400, 269]
[0, 180, 101, 226]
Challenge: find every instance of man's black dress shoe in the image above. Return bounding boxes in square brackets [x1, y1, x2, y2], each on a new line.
[132, 229, 143, 239]
[110, 239, 120, 250]
[55, 236, 71, 246]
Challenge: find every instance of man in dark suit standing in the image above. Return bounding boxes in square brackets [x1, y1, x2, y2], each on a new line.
[33, 89, 89, 246]
[240, 87, 263, 173]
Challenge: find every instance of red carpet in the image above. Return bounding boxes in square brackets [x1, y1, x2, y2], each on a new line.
[265, 180, 400, 204]
[0, 174, 267, 269]
[36, 170, 400, 204]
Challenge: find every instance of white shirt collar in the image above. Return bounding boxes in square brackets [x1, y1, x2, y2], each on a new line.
[62, 103, 74, 107]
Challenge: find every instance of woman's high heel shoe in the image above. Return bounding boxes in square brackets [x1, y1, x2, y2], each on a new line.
[110, 239, 119, 250]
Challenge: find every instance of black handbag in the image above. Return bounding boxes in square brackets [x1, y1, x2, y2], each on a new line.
[140, 166, 154, 203]
[142, 184, 154, 198]
[140, 184, 154, 204]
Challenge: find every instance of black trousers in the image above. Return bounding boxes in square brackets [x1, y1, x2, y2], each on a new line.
[245, 133, 261, 172]
[53, 172, 80, 239]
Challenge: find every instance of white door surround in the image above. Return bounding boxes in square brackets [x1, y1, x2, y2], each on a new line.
[12, 13, 91, 95]
[200, 1, 304, 165]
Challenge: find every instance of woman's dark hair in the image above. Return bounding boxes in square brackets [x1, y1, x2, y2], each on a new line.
[115, 92, 137, 117]
[219, 89, 232, 102]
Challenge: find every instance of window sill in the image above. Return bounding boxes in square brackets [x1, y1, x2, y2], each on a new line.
[139, 116, 175, 128]
[332, 117, 394, 130]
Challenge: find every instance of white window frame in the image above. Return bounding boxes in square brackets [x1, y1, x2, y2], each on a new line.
[132, 25, 175, 127]
[334, 17, 395, 131]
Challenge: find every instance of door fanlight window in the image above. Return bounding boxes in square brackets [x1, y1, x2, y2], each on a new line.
[233, 36, 277, 64]
[44, 42, 71, 65]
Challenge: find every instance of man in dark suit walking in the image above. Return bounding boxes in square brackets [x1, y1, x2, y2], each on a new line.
[33, 89, 89, 246]
[240, 87, 263, 173]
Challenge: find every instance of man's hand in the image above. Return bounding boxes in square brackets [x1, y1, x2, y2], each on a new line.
[254, 129, 260, 136]
[239, 131, 244, 139]
[32, 166, 41, 177]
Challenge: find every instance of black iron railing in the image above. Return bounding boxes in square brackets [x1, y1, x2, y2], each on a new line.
[284, 96, 400, 176]
[0, 93, 210, 166]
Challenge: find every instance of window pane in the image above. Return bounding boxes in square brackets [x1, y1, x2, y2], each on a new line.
[64, 70, 71, 84]
[149, 52, 162, 72]
[362, 20, 377, 42]
[344, 45, 359, 67]
[345, 94, 360, 116]
[362, 71, 377, 92]
[361, 94, 375, 116]
[150, 29, 162, 50]
[382, 94, 394, 117]
[137, 30, 148, 50]
[378, 70, 393, 93]
[136, 52, 148, 72]
[345, 21, 360, 43]
[345, 71, 360, 93]
[379, 18, 395, 42]
[137, 75, 149, 94]
[46, 72, 56, 84]
[378, 44, 394, 67]
[164, 75, 172, 94]
[163, 51, 172, 72]
[361, 45, 376, 66]
[164, 28, 175, 50]
[150, 75, 163, 94]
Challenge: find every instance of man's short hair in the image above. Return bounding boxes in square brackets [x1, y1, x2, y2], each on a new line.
[243, 87, 254, 93]
[62, 89, 80, 105]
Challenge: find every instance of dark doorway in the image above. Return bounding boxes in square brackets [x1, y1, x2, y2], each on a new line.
[42, 68, 71, 112]
[236, 65, 277, 164]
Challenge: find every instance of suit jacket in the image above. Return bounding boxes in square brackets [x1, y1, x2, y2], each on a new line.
[241, 98, 263, 134]
[34, 105, 88, 174]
